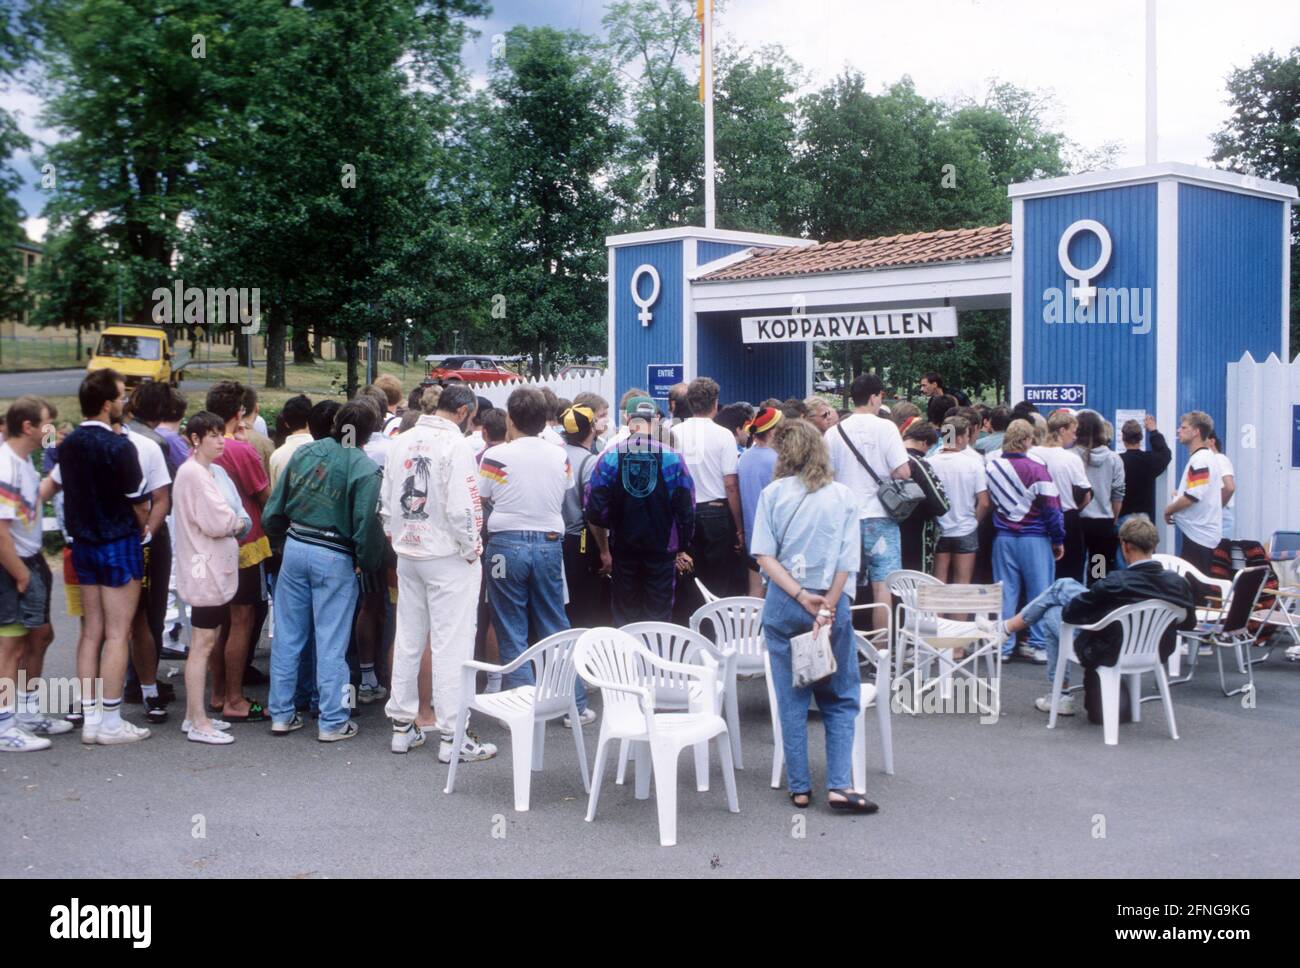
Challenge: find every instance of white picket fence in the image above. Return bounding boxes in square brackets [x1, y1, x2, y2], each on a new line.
[1226, 352, 1300, 544]
[465, 370, 614, 411]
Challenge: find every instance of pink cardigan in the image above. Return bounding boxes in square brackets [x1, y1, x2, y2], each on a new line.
[174, 459, 242, 607]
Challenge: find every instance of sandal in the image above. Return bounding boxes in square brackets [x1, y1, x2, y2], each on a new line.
[223, 701, 269, 723]
[790, 791, 812, 809]
[827, 789, 879, 814]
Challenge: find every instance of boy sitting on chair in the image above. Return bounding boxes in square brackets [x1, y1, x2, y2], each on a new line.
[983, 516, 1195, 716]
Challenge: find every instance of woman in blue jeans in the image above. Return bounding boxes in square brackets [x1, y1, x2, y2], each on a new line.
[751, 419, 876, 814]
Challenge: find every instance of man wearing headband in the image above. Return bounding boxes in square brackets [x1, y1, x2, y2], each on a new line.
[585, 396, 695, 623]
[738, 406, 783, 597]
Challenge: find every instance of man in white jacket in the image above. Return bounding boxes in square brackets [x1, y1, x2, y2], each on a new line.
[381, 385, 495, 762]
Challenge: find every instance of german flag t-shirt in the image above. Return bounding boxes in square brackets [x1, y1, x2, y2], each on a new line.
[1173, 446, 1222, 548]
[477, 436, 571, 535]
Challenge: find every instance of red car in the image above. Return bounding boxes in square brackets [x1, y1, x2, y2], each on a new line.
[424, 355, 521, 384]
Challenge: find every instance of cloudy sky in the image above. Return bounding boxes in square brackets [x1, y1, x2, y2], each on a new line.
[5, 0, 1297, 241]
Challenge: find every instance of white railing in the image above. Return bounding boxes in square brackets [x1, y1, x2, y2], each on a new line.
[1226, 351, 1300, 543]
[465, 370, 614, 411]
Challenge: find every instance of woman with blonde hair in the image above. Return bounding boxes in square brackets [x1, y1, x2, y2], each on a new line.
[751, 419, 874, 814]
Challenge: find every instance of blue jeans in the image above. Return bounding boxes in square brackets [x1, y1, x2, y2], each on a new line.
[992, 533, 1055, 656]
[486, 531, 580, 706]
[271, 571, 318, 712]
[1020, 578, 1087, 685]
[269, 536, 360, 733]
[762, 583, 860, 795]
[859, 517, 902, 583]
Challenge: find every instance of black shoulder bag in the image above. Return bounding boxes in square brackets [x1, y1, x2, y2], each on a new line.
[836, 423, 925, 522]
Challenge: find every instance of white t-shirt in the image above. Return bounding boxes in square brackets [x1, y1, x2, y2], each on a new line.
[1214, 452, 1235, 509]
[0, 442, 43, 557]
[126, 429, 172, 546]
[540, 425, 566, 448]
[1174, 446, 1223, 548]
[254, 414, 268, 438]
[929, 447, 987, 537]
[1030, 445, 1091, 512]
[825, 412, 909, 520]
[477, 435, 571, 534]
[671, 417, 740, 503]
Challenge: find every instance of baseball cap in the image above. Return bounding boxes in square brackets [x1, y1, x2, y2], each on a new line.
[624, 395, 658, 420]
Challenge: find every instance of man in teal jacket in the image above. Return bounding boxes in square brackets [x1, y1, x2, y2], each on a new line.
[263, 400, 384, 742]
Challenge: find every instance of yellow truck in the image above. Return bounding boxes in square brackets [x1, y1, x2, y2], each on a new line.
[86, 325, 189, 387]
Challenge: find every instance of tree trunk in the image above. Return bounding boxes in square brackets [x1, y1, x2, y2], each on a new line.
[235, 327, 251, 367]
[393, 330, 406, 366]
[345, 341, 359, 398]
[292, 323, 314, 365]
[265, 313, 286, 389]
[313, 329, 323, 358]
[75, 324, 82, 361]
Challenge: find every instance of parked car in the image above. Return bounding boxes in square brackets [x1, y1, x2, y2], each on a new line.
[87, 325, 189, 387]
[424, 355, 521, 384]
[557, 364, 604, 379]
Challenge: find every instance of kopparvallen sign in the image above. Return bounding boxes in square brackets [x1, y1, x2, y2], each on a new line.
[740, 307, 957, 345]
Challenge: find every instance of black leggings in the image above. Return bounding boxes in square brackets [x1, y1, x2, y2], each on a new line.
[1079, 516, 1119, 584]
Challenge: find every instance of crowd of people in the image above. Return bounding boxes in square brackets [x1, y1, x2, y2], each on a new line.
[0, 366, 1239, 812]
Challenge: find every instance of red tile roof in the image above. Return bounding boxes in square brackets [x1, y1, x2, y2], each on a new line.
[697, 223, 1011, 282]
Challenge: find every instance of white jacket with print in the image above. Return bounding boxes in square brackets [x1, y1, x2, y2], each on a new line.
[380, 414, 483, 561]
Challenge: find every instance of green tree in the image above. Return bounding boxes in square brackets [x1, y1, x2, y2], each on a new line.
[472, 26, 622, 374]
[29, 0, 222, 326]
[28, 213, 114, 359]
[1211, 47, 1300, 355]
[0, 4, 32, 327]
[187, 0, 486, 391]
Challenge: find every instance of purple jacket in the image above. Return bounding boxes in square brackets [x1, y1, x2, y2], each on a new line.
[986, 453, 1065, 544]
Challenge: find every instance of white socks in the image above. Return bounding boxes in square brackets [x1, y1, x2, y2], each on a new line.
[361, 664, 378, 689]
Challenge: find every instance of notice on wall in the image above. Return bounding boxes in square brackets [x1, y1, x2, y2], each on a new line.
[1115, 409, 1146, 452]
[740, 307, 957, 345]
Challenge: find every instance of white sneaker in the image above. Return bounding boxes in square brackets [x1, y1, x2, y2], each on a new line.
[1017, 643, 1048, 664]
[439, 730, 498, 763]
[0, 725, 52, 752]
[1035, 694, 1075, 715]
[80, 720, 101, 744]
[181, 718, 230, 733]
[187, 724, 235, 745]
[563, 709, 597, 729]
[1286, 643, 1300, 662]
[95, 720, 152, 745]
[391, 722, 426, 754]
[484, 673, 502, 695]
[357, 683, 388, 705]
[17, 714, 75, 736]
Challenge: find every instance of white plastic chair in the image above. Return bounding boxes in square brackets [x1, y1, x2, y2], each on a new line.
[766, 600, 895, 793]
[690, 596, 766, 769]
[894, 584, 1004, 718]
[694, 578, 720, 604]
[615, 622, 733, 791]
[575, 627, 738, 848]
[443, 629, 590, 812]
[885, 570, 943, 678]
[1048, 600, 1187, 746]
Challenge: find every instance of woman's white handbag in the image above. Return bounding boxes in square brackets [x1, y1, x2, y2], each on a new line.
[790, 624, 837, 688]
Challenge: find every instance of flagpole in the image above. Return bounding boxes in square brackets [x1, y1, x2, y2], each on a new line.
[702, 0, 716, 228]
[1145, 0, 1157, 165]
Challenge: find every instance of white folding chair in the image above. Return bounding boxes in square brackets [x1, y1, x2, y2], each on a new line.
[894, 584, 1003, 718]
[1048, 600, 1187, 745]
[690, 596, 766, 769]
[575, 628, 738, 848]
[1177, 566, 1271, 698]
[1256, 532, 1300, 653]
[444, 628, 591, 812]
[694, 578, 721, 605]
[615, 622, 733, 791]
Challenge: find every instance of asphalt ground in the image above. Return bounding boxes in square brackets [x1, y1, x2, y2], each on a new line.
[3, 570, 1299, 879]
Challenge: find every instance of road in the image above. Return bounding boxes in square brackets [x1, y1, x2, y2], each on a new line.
[0, 366, 216, 399]
[4, 571, 1299, 878]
